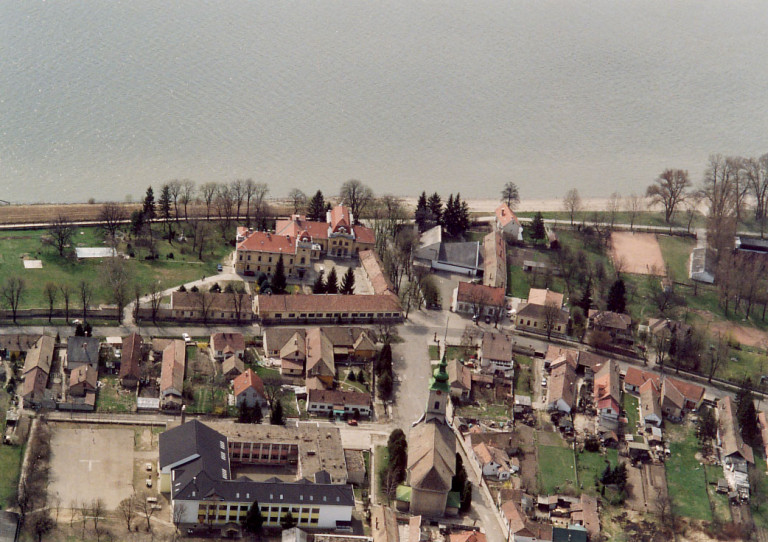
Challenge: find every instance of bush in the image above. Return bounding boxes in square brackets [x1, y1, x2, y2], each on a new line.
[167, 252, 174, 259]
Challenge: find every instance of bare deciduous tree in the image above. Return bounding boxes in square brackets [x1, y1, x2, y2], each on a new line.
[624, 193, 644, 231]
[199, 182, 218, 220]
[43, 282, 58, 323]
[50, 214, 75, 256]
[745, 154, 768, 226]
[605, 191, 621, 230]
[230, 179, 246, 220]
[215, 184, 236, 239]
[60, 283, 73, 323]
[118, 493, 136, 531]
[248, 181, 270, 229]
[562, 188, 582, 226]
[501, 181, 520, 209]
[194, 290, 215, 325]
[1, 276, 25, 324]
[102, 257, 131, 324]
[78, 280, 93, 323]
[340, 179, 374, 224]
[646, 168, 690, 223]
[701, 154, 741, 223]
[172, 502, 187, 533]
[137, 492, 157, 532]
[149, 283, 163, 323]
[179, 179, 196, 221]
[98, 201, 127, 240]
[543, 300, 563, 340]
[90, 498, 105, 541]
[288, 188, 307, 214]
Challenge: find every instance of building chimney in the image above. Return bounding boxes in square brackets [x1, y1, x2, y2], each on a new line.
[181, 404, 186, 424]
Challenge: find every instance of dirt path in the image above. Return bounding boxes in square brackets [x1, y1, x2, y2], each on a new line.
[692, 309, 768, 348]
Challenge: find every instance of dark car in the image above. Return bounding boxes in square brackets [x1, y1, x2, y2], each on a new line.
[217, 264, 223, 272]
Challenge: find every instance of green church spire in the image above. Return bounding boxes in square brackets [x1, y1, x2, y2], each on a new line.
[429, 353, 450, 393]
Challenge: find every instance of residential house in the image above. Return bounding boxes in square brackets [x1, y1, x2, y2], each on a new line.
[646, 318, 692, 344]
[639, 380, 662, 428]
[171, 291, 253, 323]
[254, 293, 403, 324]
[265, 327, 376, 364]
[515, 288, 569, 337]
[119, 333, 143, 389]
[623, 367, 659, 394]
[405, 359, 456, 517]
[660, 379, 685, 422]
[234, 230, 313, 277]
[552, 526, 587, 542]
[593, 360, 621, 429]
[479, 332, 514, 376]
[306, 328, 335, 390]
[500, 498, 553, 542]
[467, 431, 520, 459]
[450, 531, 487, 542]
[209, 332, 245, 362]
[624, 367, 703, 416]
[158, 420, 354, 534]
[69, 365, 97, 397]
[483, 231, 507, 291]
[495, 203, 523, 241]
[447, 359, 472, 402]
[544, 346, 578, 372]
[414, 226, 483, 276]
[371, 505, 399, 542]
[21, 335, 55, 409]
[65, 336, 100, 373]
[588, 310, 634, 347]
[306, 389, 371, 419]
[233, 369, 267, 409]
[360, 250, 395, 296]
[452, 282, 506, 319]
[717, 396, 754, 498]
[0, 334, 41, 361]
[222, 356, 245, 380]
[547, 362, 577, 414]
[160, 340, 186, 410]
[473, 442, 515, 480]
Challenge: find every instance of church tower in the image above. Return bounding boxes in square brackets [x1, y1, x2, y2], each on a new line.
[424, 356, 450, 424]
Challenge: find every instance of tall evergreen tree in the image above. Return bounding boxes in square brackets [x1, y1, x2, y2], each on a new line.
[442, 194, 455, 233]
[312, 271, 326, 294]
[531, 211, 546, 242]
[158, 184, 173, 240]
[243, 500, 264, 535]
[142, 186, 156, 220]
[307, 190, 326, 221]
[427, 192, 443, 226]
[578, 280, 593, 314]
[272, 255, 287, 294]
[281, 511, 297, 530]
[270, 400, 286, 426]
[415, 191, 429, 232]
[325, 267, 339, 294]
[736, 378, 760, 446]
[606, 279, 627, 313]
[340, 267, 356, 294]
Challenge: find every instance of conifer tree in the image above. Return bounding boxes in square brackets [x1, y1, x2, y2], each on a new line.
[307, 190, 326, 221]
[606, 279, 627, 313]
[272, 255, 287, 294]
[312, 271, 326, 294]
[340, 267, 356, 295]
[325, 267, 339, 294]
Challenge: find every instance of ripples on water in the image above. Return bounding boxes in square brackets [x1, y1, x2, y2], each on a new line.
[1, 1, 766, 203]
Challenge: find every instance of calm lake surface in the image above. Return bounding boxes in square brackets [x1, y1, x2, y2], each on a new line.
[1, 1, 766, 203]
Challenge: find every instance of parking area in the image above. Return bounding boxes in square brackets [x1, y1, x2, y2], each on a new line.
[49, 426, 135, 509]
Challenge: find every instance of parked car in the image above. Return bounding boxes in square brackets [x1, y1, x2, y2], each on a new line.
[347, 419, 358, 426]
[485, 315, 491, 324]
[541, 377, 547, 388]
[146, 477, 152, 488]
[217, 264, 223, 272]
[182, 333, 192, 344]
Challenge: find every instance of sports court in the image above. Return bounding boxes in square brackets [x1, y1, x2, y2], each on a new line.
[48, 426, 135, 509]
[610, 232, 666, 276]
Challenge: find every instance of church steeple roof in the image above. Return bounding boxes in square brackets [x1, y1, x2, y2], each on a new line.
[429, 354, 450, 393]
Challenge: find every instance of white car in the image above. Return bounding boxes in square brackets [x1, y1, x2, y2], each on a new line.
[541, 378, 547, 388]
[182, 333, 192, 343]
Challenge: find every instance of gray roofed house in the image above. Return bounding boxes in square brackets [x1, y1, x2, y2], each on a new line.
[414, 225, 483, 276]
[66, 336, 100, 372]
[689, 247, 715, 284]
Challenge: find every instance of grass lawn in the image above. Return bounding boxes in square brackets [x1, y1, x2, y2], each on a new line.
[516, 210, 707, 230]
[428, 345, 440, 360]
[622, 393, 640, 436]
[455, 401, 509, 422]
[750, 453, 768, 528]
[188, 386, 229, 414]
[0, 226, 231, 309]
[255, 365, 281, 380]
[507, 266, 531, 298]
[96, 376, 135, 413]
[280, 390, 299, 417]
[445, 345, 475, 361]
[538, 445, 577, 494]
[665, 427, 712, 521]
[0, 391, 23, 508]
[576, 448, 619, 495]
[657, 235, 696, 282]
[375, 445, 390, 503]
[704, 464, 731, 524]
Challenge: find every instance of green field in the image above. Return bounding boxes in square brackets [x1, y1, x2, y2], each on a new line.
[656, 235, 696, 282]
[750, 454, 768, 528]
[516, 210, 706, 230]
[0, 391, 23, 507]
[704, 464, 731, 524]
[0, 226, 231, 310]
[665, 428, 712, 521]
[622, 393, 640, 436]
[96, 376, 136, 413]
[538, 445, 577, 494]
[576, 448, 619, 495]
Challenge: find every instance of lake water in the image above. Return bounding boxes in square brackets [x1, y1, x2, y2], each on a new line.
[1, 1, 766, 203]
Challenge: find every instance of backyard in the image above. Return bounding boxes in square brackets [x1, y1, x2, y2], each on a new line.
[0, 226, 232, 310]
[0, 391, 23, 507]
[664, 424, 712, 521]
[95, 376, 136, 413]
[622, 393, 640, 436]
[538, 445, 577, 494]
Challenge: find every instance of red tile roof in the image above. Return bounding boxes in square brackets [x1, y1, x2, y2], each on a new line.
[308, 388, 371, 407]
[210, 332, 245, 353]
[330, 205, 351, 232]
[624, 367, 660, 389]
[666, 376, 705, 405]
[495, 203, 520, 228]
[456, 282, 505, 307]
[353, 225, 376, 245]
[255, 293, 402, 314]
[119, 333, 143, 381]
[233, 369, 265, 398]
[359, 250, 393, 295]
[275, 215, 330, 240]
[160, 339, 186, 394]
[236, 230, 296, 254]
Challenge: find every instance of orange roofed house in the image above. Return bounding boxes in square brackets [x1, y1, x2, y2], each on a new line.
[254, 293, 402, 325]
[452, 282, 506, 320]
[234, 204, 375, 278]
[495, 203, 523, 241]
[233, 369, 268, 409]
